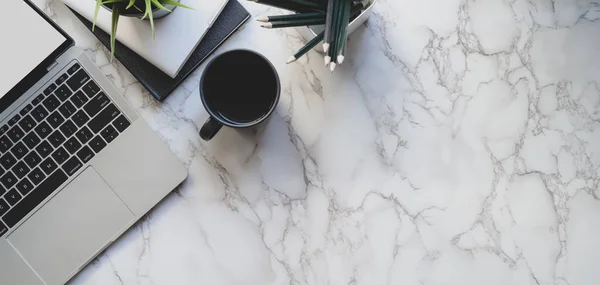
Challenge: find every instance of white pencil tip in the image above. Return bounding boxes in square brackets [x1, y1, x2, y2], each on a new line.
[286, 56, 297, 64]
[330, 62, 337, 72]
[324, 56, 331, 66]
[323, 43, 330, 53]
[261, 23, 273, 28]
[256, 17, 268, 22]
[337, 55, 345, 65]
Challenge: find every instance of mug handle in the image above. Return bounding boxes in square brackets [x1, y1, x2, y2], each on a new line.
[200, 117, 223, 141]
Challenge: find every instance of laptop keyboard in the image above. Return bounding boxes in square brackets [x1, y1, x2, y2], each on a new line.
[0, 62, 131, 237]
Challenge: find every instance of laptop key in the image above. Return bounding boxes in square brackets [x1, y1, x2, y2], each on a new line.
[0, 136, 13, 153]
[0, 184, 5, 196]
[40, 158, 57, 175]
[34, 121, 52, 139]
[72, 110, 90, 127]
[32, 94, 45, 106]
[2, 169, 68, 228]
[1, 172, 17, 190]
[0, 125, 8, 136]
[43, 96, 60, 112]
[71, 91, 88, 108]
[113, 115, 130, 133]
[47, 112, 65, 129]
[0, 222, 6, 236]
[51, 147, 69, 165]
[76, 146, 94, 163]
[4, 189, 21, 206]
[48, 130, 65, 148]
[76, 127, 93, 144]
[35, 141, 53, 158]
[18, 115, 36, 133]
[55, 73, 69, 86]
[64, 137, 82, 154]
[0, 153, 17, 170]
[67, 63, 81, 75]
[17, 179, 34, 197]
[88, 104, 120, 133]
[10, 142, 28, 160]
[23, 132, 41, 149]
[44, 83, 57, 96]
[82, 81, 101, 98]
[100, 125, 116, 140]
[59, 120, 77, 138]
[31, 105, 49, 122]
[24, 151, 42, 169]
[62, 157, 82, 176]
[7, 126, 24, 143]
[58, 101, 77, 118]
[84, 92, 110, 117]
[55, 84, 73, 102]
[12, 161, 30, 179]
[8, 114, 21, 126]
[16, 178, 33, 196]
[66, 69, 90, 91]
[19, 104, 33, 117]
[0, 198, 8, 216]
[27, 168, 46, 185]
[89, 136, 107, 153]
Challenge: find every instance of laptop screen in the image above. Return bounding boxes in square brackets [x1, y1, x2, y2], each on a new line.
[0, 0, 72, 109]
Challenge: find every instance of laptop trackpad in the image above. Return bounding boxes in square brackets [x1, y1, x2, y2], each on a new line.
[8, 167, 134, 285]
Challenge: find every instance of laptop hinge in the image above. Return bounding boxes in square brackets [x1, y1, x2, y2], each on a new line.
[46, 61, 59, 72]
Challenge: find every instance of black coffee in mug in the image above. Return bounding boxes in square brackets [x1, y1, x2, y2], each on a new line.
[200, 50, 280, 140]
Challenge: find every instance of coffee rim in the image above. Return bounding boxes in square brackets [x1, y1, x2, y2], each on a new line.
[200, 49, 281, 128]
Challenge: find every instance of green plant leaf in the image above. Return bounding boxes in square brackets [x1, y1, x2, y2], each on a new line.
[151, 0, 171, 12]
[160, 0, 193, 10]
[145, 0, 155, 38]
[110, 5, 120, 62]
[126, 0, 137, 9]
[93, 0, 103, 31]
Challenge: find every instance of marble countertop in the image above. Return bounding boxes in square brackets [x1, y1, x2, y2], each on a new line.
[35, 0, 600, 284]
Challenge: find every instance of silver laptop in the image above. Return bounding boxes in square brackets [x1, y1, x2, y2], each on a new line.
[0, 1, 188, 284]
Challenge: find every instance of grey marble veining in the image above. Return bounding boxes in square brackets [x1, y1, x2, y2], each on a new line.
[31, 0, 600, 284]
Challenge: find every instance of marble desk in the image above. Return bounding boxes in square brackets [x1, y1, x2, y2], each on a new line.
[34, 0, 600, 284]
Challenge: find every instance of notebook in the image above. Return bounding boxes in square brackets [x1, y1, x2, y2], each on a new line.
[63, 0, 229, 78]
[69, 0, 250, 101]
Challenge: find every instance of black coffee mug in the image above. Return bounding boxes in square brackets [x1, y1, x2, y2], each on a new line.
[199, 49, 281, 141]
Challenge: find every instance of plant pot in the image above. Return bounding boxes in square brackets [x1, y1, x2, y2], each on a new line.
[102, 0, 180, 20]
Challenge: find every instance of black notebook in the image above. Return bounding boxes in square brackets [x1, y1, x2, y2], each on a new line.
[69, 0, 250, 101]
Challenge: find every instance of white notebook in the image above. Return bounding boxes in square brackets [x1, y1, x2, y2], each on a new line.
[62, 0, 228, 78]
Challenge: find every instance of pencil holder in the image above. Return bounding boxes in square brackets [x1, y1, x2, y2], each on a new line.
[298, 0, 376, 53]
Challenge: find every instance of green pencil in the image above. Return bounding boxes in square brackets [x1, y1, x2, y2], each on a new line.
[256, 12, 326, 23]
[287, 31, 325, 64]
[248, 0, 325, 12]
[323, 0, 335, 53]
[328, 0, 345, 71]
[336, 0, 352, 65]
[324, 0, 341, 65]
[261, 18, 327, 28]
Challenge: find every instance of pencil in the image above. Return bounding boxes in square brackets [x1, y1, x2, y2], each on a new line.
[323, 0, 335, 53]
[336, 0, 352, 65]
[257, 12, 326, 23]
[261, 18, 326, 28]
[329, 0, 345, 71]
[325, 0, 341, 65]
[248, 0, 326, 12]
[287, 31, 325, 64]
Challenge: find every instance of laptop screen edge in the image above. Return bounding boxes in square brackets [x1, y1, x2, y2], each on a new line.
[0, 0, 74, 115]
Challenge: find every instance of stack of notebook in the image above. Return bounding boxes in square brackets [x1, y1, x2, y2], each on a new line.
[63, 0, 250, 101]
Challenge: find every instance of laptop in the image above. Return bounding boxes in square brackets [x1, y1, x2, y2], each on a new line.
[0, 1, 188, 284]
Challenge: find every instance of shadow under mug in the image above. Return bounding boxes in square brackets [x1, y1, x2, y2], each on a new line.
[199, 49, 281, 141]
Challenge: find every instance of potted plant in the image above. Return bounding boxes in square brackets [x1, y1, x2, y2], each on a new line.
[93, 0, 191, 60]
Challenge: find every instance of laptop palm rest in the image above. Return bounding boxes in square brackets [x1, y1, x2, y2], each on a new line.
[7, 167, 134, 285]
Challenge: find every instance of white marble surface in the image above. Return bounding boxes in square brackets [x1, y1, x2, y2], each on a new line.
[34, 0, 600, 284]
